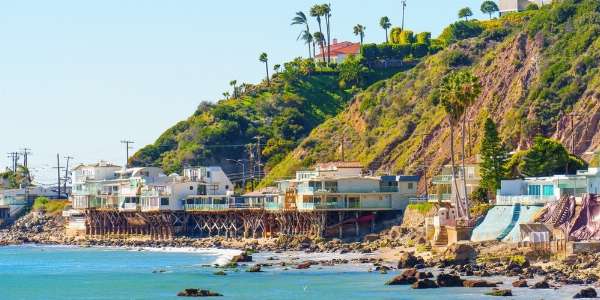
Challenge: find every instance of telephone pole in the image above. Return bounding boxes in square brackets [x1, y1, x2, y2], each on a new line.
[53, 154, 64, 199]
[7, 152, 20, 172]
[64, 155, 74, 193]
[340, 134, 346, 162]
[120, 140, 134, 168]
[401, 0, 407, 31]
[254, 136, 263, 184]
[21, 148, 32, 183]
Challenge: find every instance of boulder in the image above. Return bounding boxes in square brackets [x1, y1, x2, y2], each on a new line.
[463, 280, 497, 288]
[401, 268, 418, 278]
[397, 252, 424, 269]
[296, 262, 312, 270]
[212, 271, 227, 276]
[177, 289, 222, 297]
[363, 234, 380, 242]
[485, 288, 513, 297]
[530, 280, 550, 289]
[246, 265, 262, 273]
[512, 279, 528, 288]
[385, 274, 418, 285]
[230, 252, 252, 263]
[417, 271, 434, 279]
[573, 287, 597, 299]
[436, 273, 464, 287]
[411, 279, 439, 289]
[443, 243, 477, 263]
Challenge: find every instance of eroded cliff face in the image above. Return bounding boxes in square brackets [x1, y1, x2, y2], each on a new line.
[266, 5, 600, 191]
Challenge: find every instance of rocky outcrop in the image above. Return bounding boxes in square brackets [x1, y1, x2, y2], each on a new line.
[485, 289, 512, 297]
[411, 279, 438, 289]
[436, 273, 464, 287]
[511, 279, 528, 288]
[246, 265, 262, 273]
[463, 280, 497, 288]
[230, 252, 252, 263]
[443, 243, 477, 264]
[385, 269, 419, 285]
[177, 289, 222, 297]
[573, 287, 597, 299]
[397, 252, 425, 269]
[530, 281, 550, 289]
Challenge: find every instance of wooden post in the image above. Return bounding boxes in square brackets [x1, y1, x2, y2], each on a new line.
[371, 212, 376, 233]
[338, 212, 343, 239]
[355, 212, 359, 237]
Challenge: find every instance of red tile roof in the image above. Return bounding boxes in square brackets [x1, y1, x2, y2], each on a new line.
[315, 41, 361, 58]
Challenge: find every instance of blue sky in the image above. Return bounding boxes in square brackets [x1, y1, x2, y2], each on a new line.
[0, 0, 492, 183]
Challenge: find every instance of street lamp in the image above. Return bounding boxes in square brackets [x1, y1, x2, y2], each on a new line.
[227, 159, 246, 191]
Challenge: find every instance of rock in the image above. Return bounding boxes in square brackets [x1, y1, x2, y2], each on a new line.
[230, 252, 252, 263]
[177, 288, 222, 297]
[411, 279, 439, 289]
[443, 243, 477, 263]
[213, 271, 227, 276]
[417, 271, 434, 279]
[485, 288, 513, 297]
[401, 268, 418, 278]
[296, 262, 312, 270]
[246, 265, 262, 273]
[530, 280, 550, 289]
[385, 270, 419, 285]
[463, 280, 497, 288]
[512, 279, 528, 288]
[363, 234, 380, 242]
[573, 287, 597, 298]
[397, 252, 424, 269]
[436, 273, 464, 287]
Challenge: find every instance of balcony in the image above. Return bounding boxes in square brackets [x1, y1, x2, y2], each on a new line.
[184, 204, 229, 211]
[495, 195, 557, 206]
[432, 175, 453, 184]
[298, 198, 393, 210]
[428, 193, 452, 202]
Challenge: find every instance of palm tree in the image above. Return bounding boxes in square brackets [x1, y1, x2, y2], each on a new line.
[322, 4, 332, 64]
[353, 24, 365, 45]
[222, 92, 230, 100]
[379, 16, 391, 43]
[259, 53, 270, 86]
[439, 70, 481, 221]
[299, 30, 314, 59]
[229, 80, 237, 98]
[292, 11, 312, 58]
[310, 5, 324, 45]
[458, 7, 473, 21]
[273, 64, 281, 74]
[313, 32, 326, 63]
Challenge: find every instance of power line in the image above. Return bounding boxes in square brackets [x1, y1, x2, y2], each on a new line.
[120, 140, 135, 168]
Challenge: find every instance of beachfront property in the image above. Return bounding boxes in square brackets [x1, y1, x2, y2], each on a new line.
[499, 0, 553, 15]
[429, 157, 481, 203]
[314, 39, 361, 64]
[275, 162, 418, 212]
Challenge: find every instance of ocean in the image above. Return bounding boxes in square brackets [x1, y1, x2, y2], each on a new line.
[0, 245, 582, 299]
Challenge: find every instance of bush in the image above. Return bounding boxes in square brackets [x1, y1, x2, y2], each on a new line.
[416, 32, 432, 45]
[446, 50, 471, 67]
[33, 197, 49, 211]
[526, 3, 539, 10]
[412, 43, 429, 58]
[398, 30, 415, 44]
[361, 43, 379, 61]
[439, 20, 484, 45]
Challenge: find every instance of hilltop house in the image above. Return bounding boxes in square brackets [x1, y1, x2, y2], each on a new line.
[499, 0, 553, 15]
[315, 39, 361, 64]
[275, 162, 418, 212]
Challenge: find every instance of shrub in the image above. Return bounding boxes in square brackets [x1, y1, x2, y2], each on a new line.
[399, 30, 415, 44]
[526, 3, 539, 10]
[361, 43, 379, 61]
[412, 43, 429, 58]
[439, 20, 484, 45]
[446, 50, 471, 67]
[416, 32, 432, 45]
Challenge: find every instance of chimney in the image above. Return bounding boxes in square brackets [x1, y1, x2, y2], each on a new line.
[333, 38, 338, 45]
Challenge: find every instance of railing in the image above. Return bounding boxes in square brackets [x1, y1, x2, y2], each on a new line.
[121, 203, 138, 210]
[298, 199, 392, 210]
[432, 175, 453, 184]
[495, 195, 557, 206]
[265, 203, 283, 210]
[428, 193, 452, 202]
[184, 204, 229, 211]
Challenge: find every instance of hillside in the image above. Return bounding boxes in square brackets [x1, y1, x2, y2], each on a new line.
[130, 58, 403, 177]
[264, 1, 600, 190]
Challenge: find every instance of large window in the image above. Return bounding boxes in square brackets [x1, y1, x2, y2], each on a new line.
[324, 181, 338, 192]
[308, 181, 323, 191]
[542, 185, 554, 196]
[528, 185, 541, 196]
[160, 197, 169, 206]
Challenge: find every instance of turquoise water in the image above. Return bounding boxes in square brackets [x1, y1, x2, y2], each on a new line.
[0, 245, 580, 299]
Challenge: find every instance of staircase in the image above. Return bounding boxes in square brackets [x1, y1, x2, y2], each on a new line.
[433, 226, 448, 246]
[496, 203, 521, 241]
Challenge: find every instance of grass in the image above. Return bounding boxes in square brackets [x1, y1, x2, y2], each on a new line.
[407, 202, 435, 214]
[32, 197, 69, 216]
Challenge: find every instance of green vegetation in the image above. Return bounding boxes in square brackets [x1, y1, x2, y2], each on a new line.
[458, 7, 474, 21]
[353, 24, 365, 45]
[32, 197, 68, 215]
[406, 202, 435, 214]
[379, 16, 391, 43]
[505, 136, 587, 178]
[0, 166, 31, 189]
[479, 118, 508, 192]
[480, 1, 499, 19]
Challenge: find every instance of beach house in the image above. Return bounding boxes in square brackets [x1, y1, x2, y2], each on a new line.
[499, 0, 553, 15]
[276, 162, 418, 212]
[182, 167, 235, 211]
[430, 157, 482, 203]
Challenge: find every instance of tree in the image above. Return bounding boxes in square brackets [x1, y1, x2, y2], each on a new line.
[479, 118, 508, 193]
[322, 4, 332, 64]
[273, 64, 281, 74]
[379, 16, 392, 43]
[299, 30, 314, 59]
[292, 11, 312, 58]
[259, 53, 270, 86]
[507, 137, 588, 177]
[310, 5, 325, 60]
[480, 1, 499, 19]
[458, 7, 473, 21]
[439, 70, 482, 220]
[229, 80, 237, 98]
[313, 31, 326, 63]
[353, 24, 366, 45]
[222, 92, 230, 100]
[338, 55, 367, 88]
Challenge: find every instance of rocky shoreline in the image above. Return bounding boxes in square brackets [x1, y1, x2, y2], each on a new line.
[2, 212, 600, 298]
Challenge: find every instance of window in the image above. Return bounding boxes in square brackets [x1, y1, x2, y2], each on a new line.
[543, 185, 554, 196]
[408, 183, 414, 190]
[324, 181, 338, 192]
[189, 186, 194, 191]
[528, 185, 541, 196]
[160, 198, 169, 206]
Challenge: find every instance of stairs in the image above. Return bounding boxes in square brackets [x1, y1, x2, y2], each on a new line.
[434, 226, 448, 246]
[496, 203, 521, 241]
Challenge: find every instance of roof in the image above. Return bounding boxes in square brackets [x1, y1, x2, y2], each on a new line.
[72, 161, 121, 170]
[315, 41, 361, 58]
[398, 175, 421, 182]
[315, 161, 363, 169]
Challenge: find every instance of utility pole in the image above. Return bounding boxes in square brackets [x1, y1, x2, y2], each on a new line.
[120, 140, 134, 168]
[21, 148, 32, 183]
[401, 0, 407, 31]
[53, 154, 64, 199]
[340, 134, 346, 162]
[254, 136, 263, 184]
[64, 155, 73, 193]
[7, 152, 20, 172]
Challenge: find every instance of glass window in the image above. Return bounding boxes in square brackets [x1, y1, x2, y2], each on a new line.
[408, 183, 414, 189]
[160, 198, 169, 206]
[543, 185, 554, 196]
[528, 185, 541, 196]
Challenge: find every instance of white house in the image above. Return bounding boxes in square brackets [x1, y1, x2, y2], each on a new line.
[499, 0, 553, 15]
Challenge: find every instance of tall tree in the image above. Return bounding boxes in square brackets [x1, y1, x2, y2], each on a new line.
[479, 118, 507, 193]
[480, 1, 499, 19]
[299, 30, 314, 59]
[379, 16, 392, 43]
[439, 70, 481, 221]
[506, 137, 588, 177]
[259, 53, 270, 86]
[292, 11, 312, 58]
[322, 4, 332, 64]
[229, 80, 237, 98]
[310, 4, 325, 54]
[273, 64, 281, 74]
[313, 31, 326, 63]
[401, 0, 407, 31]
[353, 24, 366, 45]
[458, 7, 474, 21]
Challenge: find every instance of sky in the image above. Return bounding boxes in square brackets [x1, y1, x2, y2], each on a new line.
[0, 0, 492, 184]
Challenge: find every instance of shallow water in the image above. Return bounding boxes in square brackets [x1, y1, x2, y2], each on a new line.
[0, 245, 584, 299]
